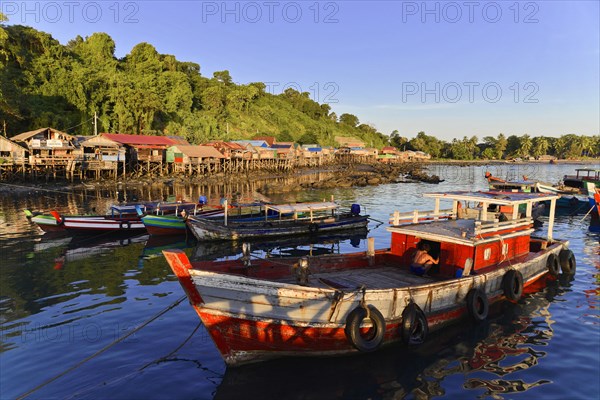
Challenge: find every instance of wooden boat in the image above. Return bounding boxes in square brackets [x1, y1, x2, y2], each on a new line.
[186, 202, 368, 241]
[59, 205, 147, 233]
[488, 180, 589, 212]
[563, 168, 600, 189]
[24, 201, 157, 233]
[163, 191, 575, 367]
[141, 202, 267, 236]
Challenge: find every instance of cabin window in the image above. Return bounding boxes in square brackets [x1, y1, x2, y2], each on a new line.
[484, 248, 491, 260]
[502, 243, 509, 255]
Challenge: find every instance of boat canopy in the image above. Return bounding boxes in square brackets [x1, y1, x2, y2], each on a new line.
[264, 202, 339, 214]
[424, 191, 558, 205]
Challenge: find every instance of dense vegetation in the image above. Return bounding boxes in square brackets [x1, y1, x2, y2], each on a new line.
[1, 19, 598, 159]
[0, 22, 389, 148]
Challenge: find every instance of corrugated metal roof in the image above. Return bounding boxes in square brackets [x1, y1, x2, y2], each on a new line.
[79, 135, 121, 148]
[232, 140, 269, 148]
[11, 127, 74, 142]
[101, 133, 180, 146]
[173, 145, 225, 158]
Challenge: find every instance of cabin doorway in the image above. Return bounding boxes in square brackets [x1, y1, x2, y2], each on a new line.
[419, 239, 441, 274]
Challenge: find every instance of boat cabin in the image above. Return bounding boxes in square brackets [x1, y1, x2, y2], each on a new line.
[563, 168, 600, 189]
[388, 192, 558, 279]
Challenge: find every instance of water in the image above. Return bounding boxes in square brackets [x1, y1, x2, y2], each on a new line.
[1, 163, 598, 399]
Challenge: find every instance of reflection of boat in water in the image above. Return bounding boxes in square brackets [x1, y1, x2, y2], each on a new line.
[141, 235, 195, 260]
[214, 287, 560, 399]
[191, 230, 369, 261]
[52, 233, 149, 268]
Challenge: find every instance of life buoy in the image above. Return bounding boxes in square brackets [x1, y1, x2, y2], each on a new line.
[344, 305, 386, 352]
[120, 221, 130, 230]
[466, 288, 489, 321]
[546, 253, 560, 277]
[502, 269, 523, 301]
[400, 302, 428, 345]
[308, 223, 319, 233]
[559, 249, 576, 275]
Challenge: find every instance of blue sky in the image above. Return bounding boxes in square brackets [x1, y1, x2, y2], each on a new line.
[2, 0, 599, 140]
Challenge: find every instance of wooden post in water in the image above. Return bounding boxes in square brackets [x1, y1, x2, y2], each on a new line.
[224, 199, 228, 226]
[367, 237, 375, 266]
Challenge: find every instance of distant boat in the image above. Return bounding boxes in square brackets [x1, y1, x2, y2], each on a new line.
[186, 202, 369, 241]
[488, 179, 590, 212]
[563, 168, 600, 189]
[163, 191, 574, 367]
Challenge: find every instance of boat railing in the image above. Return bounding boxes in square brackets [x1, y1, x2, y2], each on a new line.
[474, 216, 533, 235]
[389, 209, 455, 225]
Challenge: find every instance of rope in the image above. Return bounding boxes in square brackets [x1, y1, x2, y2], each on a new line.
[65, 321, 205, 400]
[578, 203, 597, 223]
[16, 295, 187, 400]
[60, 116, 95, 133]
[0, 182, 102, 200]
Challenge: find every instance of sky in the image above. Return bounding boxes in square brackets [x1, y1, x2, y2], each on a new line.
[2, 0, 599, 141]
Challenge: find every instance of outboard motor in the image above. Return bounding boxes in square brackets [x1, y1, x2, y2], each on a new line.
[198, 195, 207, 205]
[351, 204, 361, 216]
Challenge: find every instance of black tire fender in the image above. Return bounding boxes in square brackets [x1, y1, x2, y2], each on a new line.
[344, 305, 386, 352]
[502, 269, 523, 301]
[120, 221, 130, 229]
[546, 253, 560, 277]
[400, 302, 428, 345]
[308, 223, 319, 233]
[466, 288, 489, 321]
[559, 249, 576, 276]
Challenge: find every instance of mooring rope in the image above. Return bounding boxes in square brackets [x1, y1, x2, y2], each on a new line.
[0, 182, 103, 200]
[16, 295, 187, 400]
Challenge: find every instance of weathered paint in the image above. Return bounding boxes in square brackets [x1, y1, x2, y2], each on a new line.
[163, 238, 568, 366]
[187, 214, 368, 241]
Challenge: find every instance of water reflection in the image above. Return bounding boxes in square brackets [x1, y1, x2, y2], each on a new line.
[214, 288, 560, 400]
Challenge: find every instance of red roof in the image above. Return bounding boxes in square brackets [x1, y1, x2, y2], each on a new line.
[101, 133, 180, 146]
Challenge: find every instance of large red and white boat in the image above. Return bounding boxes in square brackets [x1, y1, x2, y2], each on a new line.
[163, 191, 575, 367]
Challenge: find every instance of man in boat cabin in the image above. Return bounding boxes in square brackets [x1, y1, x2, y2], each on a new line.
[411, 241, 439, 276]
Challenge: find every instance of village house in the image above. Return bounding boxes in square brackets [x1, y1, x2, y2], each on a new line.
[11, 127, 78, 165]
[205, 141, 249, 159]
[0, 136, 28, 162]
[166, 144, 226, 174]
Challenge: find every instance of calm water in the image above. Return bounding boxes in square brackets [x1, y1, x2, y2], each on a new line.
[1, 163, 599, 399]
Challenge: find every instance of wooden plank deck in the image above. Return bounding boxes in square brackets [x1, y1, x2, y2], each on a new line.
[279, 266, 433, 289]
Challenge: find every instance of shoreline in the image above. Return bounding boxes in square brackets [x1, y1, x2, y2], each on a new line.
[1, 159, 597, 195]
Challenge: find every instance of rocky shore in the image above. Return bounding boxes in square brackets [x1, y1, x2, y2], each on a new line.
[256, 162, 441, 194]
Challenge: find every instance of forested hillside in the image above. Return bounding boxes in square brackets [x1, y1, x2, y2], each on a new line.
[1, 20, 598, 159]
[0, 23, 388, 147]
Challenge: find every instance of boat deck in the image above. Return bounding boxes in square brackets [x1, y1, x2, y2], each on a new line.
[278, 266, 434, 289]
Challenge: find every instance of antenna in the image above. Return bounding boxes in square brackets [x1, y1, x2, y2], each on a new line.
[93, 112, 98, 136]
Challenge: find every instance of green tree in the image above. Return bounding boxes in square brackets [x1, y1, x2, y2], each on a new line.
[531, 136, 549, 158]
[339, 113, 359, 127]
[518, 134, 532, 158]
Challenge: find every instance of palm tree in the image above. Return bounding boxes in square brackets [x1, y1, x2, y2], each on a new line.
[532, 136, 549, 158]
[519, 134, 532, 158]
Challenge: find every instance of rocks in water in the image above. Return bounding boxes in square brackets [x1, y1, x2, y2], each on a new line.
[257, 162, 445, 194]
[406, 170, 444, 184]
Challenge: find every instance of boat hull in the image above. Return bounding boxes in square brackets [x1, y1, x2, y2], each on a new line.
[164, 240, 569, 366]
[186, 215, 369, 241]
[142, 215, 187, 236]
[31, 215, 65, 232]
[62, 216, 145, 232]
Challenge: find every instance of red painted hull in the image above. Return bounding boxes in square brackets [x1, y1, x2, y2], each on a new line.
[190, 274, 553, 366]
